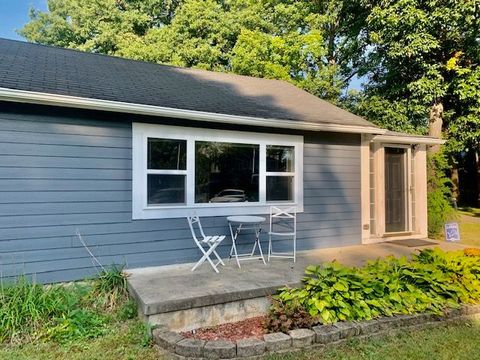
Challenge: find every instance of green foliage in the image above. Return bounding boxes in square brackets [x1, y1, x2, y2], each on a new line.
[0, 277, 75, 343]
[353, 0, 480, 154]
[19, 0, 480, 161]
[0, 268, 133, 344]
[427, 152, 455, 237]
[19, 0, 368, 102]
[117, 300, 138, 321]
[266, 249, 480, 331]
[44, 309, 108, 342]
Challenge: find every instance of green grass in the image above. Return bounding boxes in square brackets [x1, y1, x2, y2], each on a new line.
[437, 208, 480, 247]
[0, 320, 158, 360]
[267, 321, 480, 360]
[0, 267, 134, 344]
[458, 207, 480, 217]
[2, 320, 480, 360]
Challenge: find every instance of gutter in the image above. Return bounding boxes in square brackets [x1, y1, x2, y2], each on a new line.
[0, 87, 385, 135]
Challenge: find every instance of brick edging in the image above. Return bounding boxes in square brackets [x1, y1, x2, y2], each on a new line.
[152, 305, 480, 359]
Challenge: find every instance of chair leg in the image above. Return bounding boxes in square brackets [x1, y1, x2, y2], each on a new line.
[268, 234, 272, 262]
[213, 249, 225, 266]
[257, 238, 266, 265]
[192, 252, 208, 272]
[192, 244, 221, 273]
[293, 235, 296, 263]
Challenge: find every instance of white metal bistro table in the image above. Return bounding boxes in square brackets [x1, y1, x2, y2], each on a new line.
[227, 215, 266, 268]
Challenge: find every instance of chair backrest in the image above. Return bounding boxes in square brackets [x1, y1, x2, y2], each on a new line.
[269, 206, 296, 234]
[187, 214, 207, 244]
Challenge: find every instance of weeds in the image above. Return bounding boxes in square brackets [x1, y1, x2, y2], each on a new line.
[0, 266, 132, 344]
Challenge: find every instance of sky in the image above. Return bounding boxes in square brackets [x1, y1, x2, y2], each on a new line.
[0, 0, 47, 41]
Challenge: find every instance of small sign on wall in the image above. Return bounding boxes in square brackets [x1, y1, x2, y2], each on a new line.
[445, 223, 461, 242]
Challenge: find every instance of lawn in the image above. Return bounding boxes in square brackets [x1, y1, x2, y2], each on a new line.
[0, 320, 159, 360]
[437, 207, 480, 247]
[267, 320, 480, 360]
[2, 320, 480, 360]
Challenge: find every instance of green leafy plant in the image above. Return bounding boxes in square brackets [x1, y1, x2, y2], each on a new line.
[266, 249, 480, 332]
[117, 299, 138, 321]
[427, 152, 455, 237]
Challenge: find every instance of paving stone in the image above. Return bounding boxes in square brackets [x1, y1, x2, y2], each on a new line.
[204, 339, 236, 359]
[175, 338, 205, 358]
[313, 325, 341, 344]
[152, 328, 184, 351]
[333, 322, 360, 339]
[288, 328, 315, 348]
[236, 338, 266, 357]
[396, 314, 419, 327]
[356, 319, 381, 335]
[463, 304, 480, 315]
[444, 308, 463, 319]
[377, 316, 405, 331]
[263, 332, 292, 352]
[418, 313, 439, 323]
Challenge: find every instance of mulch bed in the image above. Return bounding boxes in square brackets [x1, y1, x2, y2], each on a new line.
[181, 316, 267, 342]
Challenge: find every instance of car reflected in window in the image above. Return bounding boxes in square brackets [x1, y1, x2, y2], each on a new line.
[209, 189, 247, 203]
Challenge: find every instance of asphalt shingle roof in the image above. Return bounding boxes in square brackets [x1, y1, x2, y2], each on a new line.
[0, 38, 376, 128]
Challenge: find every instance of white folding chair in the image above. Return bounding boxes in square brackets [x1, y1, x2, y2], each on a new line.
[187, 214, 226, 273]
[268, 206, 297, 262]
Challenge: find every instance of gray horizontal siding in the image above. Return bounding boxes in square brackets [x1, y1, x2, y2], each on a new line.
[0, 110, 361, 283]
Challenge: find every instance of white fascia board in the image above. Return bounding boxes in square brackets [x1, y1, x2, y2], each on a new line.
[0, 87, 385, 135]
[372, 134, 445, 145]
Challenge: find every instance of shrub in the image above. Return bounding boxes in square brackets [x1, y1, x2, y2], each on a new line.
[427, 152, 455, 237]
[265, 249, 480, 332]
[464, 248, 480, 257]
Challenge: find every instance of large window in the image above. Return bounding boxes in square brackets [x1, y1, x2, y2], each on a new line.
[195, 142, 259, 203]
[132, 123, 303, 219]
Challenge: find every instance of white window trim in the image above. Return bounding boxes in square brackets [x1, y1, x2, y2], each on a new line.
[132, 123, 304, 219]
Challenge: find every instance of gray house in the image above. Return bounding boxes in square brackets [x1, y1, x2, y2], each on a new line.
[0, 38, 442, 283]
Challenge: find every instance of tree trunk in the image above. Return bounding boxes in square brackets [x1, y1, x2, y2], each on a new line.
[428, 101, 443, 154]
[451, 164, 459, 207]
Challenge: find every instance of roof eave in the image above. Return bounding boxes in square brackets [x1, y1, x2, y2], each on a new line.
[372, 134, 446, 145]
[0, 87, 385, 135]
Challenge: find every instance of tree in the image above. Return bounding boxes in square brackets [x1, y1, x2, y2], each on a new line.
[347, 0, 480, 206]
[20, 0, 373, 102]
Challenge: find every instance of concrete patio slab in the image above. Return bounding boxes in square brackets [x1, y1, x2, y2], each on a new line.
[127, 240, 465, 331]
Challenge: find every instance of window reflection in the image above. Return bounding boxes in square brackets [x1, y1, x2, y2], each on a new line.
[266, 176, 294, 201]
[267, 145, 294, 172]
[148, 174, 185, 204]
[195, 141, 259, 203]
[148, 138, 186, 170]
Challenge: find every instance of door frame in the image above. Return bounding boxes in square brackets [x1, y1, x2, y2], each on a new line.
[361, 134, 433, 244]
[372, 143, 413, 237]
[383, 144, 412, 234]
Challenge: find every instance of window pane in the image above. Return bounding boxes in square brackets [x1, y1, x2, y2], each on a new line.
[147, 174, 185, 204]
[148, 138, 186, 170]
[267, 145, 294, 172]
[267, 176, 294, 201]
[195, 141, 259, 203]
